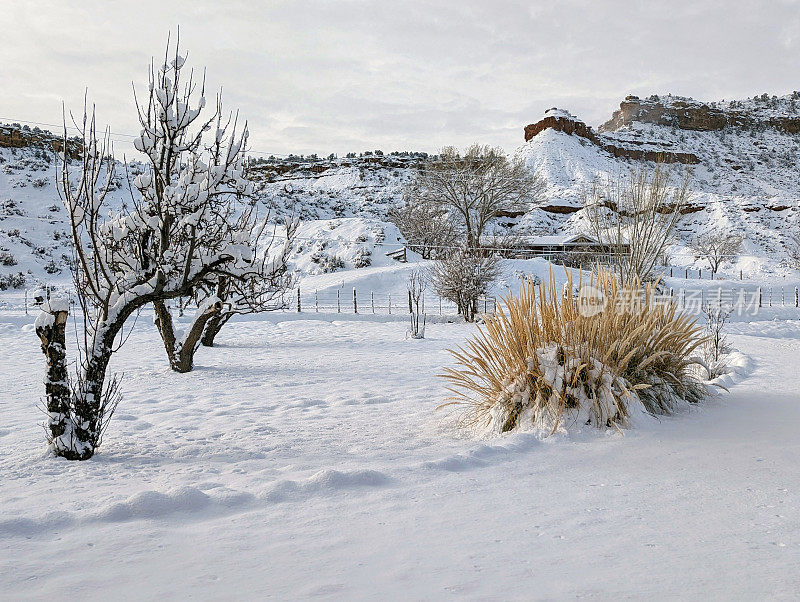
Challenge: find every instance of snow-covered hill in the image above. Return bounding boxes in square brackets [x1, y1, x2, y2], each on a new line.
[3, 92, 800, 289]
[515, 96, 800, 277]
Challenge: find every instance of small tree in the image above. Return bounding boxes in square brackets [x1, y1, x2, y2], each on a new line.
[405, 144, 543, 250]
[429, 249, 501, 322]
[407, 269, 426, 339]
[45, 39, 262, 460]
[584, 163, 690, 283]
[690, 231, 744, 274]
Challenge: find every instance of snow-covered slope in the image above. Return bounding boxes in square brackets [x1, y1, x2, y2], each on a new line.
[4, 92, 800, 288]
[515, 96, 800, 277]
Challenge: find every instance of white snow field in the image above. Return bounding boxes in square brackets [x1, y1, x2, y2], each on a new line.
[1, 303, 799, 599]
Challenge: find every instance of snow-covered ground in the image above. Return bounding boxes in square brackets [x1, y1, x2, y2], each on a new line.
[1, 304, 799, 598]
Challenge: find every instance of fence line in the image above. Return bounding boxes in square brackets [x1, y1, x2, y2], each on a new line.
[6, 284, 800, 318]
[296, 287, 496, 316]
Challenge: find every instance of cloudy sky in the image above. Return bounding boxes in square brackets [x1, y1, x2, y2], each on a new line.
[3, 1, 799, 157]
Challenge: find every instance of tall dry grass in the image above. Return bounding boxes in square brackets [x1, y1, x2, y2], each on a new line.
[441, 267, 708, 434]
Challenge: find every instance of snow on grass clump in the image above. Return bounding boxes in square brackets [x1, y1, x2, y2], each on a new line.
[442, 267, 710, 436]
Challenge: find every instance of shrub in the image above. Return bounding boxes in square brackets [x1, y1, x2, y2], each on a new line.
[441, 267, 708, 435]
[700, 302, 732, 378]
[44, 259, 61, 274]
[353, 248, 372, 268]
[0, 251, 17, 266]
[429, 249, 501, 322]
[310, 251, 345, 273]
[0, 272, 25, 290]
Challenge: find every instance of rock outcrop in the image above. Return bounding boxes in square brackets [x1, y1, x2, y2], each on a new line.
[599, 94, 800, 134]
[0, 123, 82, 159]
[524, 108, 700, 165]
[524, 108, 596, 142]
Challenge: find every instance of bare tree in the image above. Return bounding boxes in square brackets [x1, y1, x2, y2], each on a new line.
[405, 145, 543, 250]
[199, 220, 297, 348]
[45, 39, 263, 460]
[388, 193, 457, 259]
[154, 216, 296, 369]
[584, 163, 691, 282]
[690, 231, 744, 274]
[407, 269, 426, 338]
[428, 249, 501, 322]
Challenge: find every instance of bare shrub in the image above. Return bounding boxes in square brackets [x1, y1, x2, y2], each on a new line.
[388, 195, 457, 259]
[407, 269, 426, 339]
[428, 249, 501, 322]
[441, 267, 708, 435]
[584, 164, 690, 282]
[700, 300, 732, 378]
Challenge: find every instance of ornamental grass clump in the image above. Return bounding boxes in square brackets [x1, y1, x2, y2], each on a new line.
[441, 267, 708, 435]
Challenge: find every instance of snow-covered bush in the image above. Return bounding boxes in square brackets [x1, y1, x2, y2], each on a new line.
[0, 272, 25, 290]
[0, 251, 17, 266]
[442, 268, 708, 435]
[310, 250, 345, 273]
[352, 248, 372, 268]
[429, 249, 501, 322]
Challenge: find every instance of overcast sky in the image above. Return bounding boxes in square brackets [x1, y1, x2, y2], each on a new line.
[3, 0, 799, 157]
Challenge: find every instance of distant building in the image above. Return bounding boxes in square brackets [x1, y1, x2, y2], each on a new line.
[510, 234, 628, 260]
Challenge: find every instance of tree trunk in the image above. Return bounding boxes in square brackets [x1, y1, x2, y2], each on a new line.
[154, 299, 222, 372]
[200, 312, 232, 347]
[35, 308, 71, 450]
[39, 304, 130, 460]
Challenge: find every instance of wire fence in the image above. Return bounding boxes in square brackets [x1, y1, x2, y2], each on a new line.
[294, 288, 497, 316]
[0, 288, 499, 318]
[4, 283, 800, 320]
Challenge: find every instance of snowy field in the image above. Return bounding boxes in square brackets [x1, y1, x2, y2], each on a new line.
[1, 307, 799, 599]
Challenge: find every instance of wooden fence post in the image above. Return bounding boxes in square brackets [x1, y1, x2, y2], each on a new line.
[408, 290, 412, 314]
[315, 290, 318, 313]
[388, 293, 391, 315]
[297, 288, 301, 313]
[353, 288, 358, 314]
[795, 287, 798, 308]
[337, 289, 341, 313]
[371, 291, 375, 313]
[758, 287, 762, 308]
[685, 268, 688, 279]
